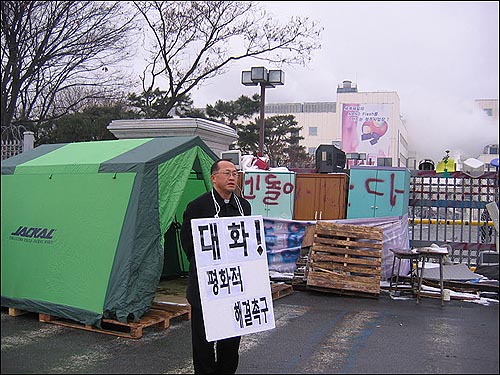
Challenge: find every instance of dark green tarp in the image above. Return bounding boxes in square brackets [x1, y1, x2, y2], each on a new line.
[1, 136, 217, 326]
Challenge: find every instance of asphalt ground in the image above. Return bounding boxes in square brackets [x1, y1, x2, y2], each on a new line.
[1, 289, 498, 374]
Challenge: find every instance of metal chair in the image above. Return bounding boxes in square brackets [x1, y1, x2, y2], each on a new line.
[389, 248, 420, 297]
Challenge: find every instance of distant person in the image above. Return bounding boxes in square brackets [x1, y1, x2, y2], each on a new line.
[180, 159, 251, 374]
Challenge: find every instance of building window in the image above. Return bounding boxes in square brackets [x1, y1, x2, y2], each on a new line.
[308, 147, 316, 155]
[377, 157, 393, 166]
[309, 127, 318, 136]
[483, 144, 499, 154]
[483, 108, 493, 117]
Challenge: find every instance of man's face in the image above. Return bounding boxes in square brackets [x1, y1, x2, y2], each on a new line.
[211, 161, 238, 193]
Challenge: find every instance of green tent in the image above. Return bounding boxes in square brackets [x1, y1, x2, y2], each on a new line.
[1, 136, 218, 326]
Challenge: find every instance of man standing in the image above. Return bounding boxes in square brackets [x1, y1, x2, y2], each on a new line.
[180, 159, 252, 374]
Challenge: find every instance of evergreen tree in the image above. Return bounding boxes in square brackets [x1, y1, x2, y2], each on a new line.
[206, 94, 260, 128]
[236, 114, 312, 168]
[37, 105, 139, 145]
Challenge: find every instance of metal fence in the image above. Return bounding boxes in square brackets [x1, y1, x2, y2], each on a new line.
[409, 169, 499, 266]
[1, 139, 23, 160]
[1, 131, 34, 160]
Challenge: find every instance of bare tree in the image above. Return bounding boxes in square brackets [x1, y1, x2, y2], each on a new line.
[133, 1, 323, 116]
[1, 1, 138, 132]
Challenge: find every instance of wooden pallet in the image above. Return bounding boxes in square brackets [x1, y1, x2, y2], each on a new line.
[271, 283, 293, 300]
[291, 246, 312, 290]
[307, 285, 381, 299]
[37, 302, 191, 339]
[307, 221, 383, 297]
[7, 307, 28, 317]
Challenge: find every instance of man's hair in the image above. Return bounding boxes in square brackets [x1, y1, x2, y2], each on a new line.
[211, 159, 234, 174]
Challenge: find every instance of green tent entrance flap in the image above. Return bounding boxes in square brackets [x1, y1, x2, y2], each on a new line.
[1, 136, 217, 326]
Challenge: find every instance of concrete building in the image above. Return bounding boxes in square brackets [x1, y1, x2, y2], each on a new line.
[476, 143, 499, 166]
[265, 80, 409, 167]
[474, 99, 499, 121]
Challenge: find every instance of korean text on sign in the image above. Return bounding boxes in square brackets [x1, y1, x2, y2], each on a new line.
[191, 215, 275, 342]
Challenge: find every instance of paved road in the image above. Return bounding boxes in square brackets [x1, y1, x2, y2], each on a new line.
[2, 289, 498, 374]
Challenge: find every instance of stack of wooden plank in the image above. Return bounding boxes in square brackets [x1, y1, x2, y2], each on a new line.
[291, 223, 317, 289]
[306, 221, 383, 297]
[291, 246, 312, 289]
[270, 282, 294, 300]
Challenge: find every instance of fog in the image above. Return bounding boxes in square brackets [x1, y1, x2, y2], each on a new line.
[188, 1, 499, 162]
[403, 89, 498, 162]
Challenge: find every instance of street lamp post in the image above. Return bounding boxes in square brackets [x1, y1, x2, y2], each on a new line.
[242, 67, 285, 156]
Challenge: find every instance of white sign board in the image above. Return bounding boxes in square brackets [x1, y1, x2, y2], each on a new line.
[191, 215, 275, 342]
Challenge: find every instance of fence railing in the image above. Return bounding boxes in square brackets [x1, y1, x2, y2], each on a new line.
[409, 170, 499, 266]
[1, 131, 34, 160]
[1, 139, 23, 160]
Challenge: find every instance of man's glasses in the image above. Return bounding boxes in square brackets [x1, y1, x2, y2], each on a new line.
[214, 170, 239, 178]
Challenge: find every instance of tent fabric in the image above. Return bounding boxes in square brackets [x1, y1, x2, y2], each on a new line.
[158, 147, 215, 237]
[10, 138, 152, 175]
[1, 136, 217, 326]
[1, 143, 66, 175]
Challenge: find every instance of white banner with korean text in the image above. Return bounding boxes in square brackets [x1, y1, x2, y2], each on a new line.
[191, 215, 276, 342]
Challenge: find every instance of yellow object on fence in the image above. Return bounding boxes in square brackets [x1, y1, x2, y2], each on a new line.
[409, 218, 494, 227]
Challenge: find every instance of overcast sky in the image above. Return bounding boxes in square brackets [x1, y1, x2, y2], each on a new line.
[176, 1, 500, 162]
[186, 1, 499, 161]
